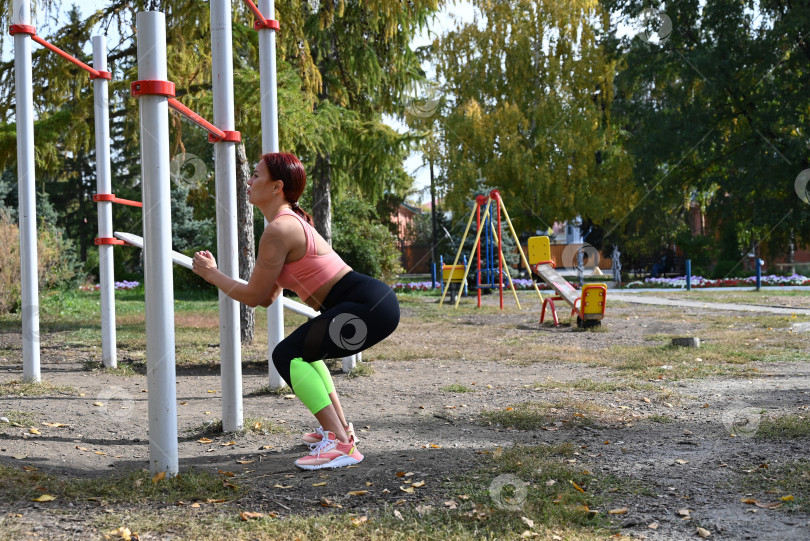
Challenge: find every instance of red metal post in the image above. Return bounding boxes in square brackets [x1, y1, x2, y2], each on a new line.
[492, 190, 503, 309]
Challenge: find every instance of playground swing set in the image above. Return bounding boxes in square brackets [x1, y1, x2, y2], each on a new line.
[439, 190, 607, 328]
[9, 0, 361, 475]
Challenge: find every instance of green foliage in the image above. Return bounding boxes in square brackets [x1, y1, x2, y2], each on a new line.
[332, 197, 403, 282]
[432, 0, 635, 235]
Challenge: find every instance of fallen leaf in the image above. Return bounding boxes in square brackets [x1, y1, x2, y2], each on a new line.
[395, 471, 407, 477]
[697, 527, 711, 538]
[12, 454, 27, 460]
[190, 503, 200, 508]
[240, 511, 264, 521]
[429, 444, 441, 449]
[393, 509, 404, 520]
[93, 402, 104, 407]
[570, 480, 585, 493]
[754, 501, 782, 509]
[643, 397, 651, 403]
[283, 394, 296, 399]
[677, 508, 691, 517]
[218, 470, 235, 477]
[206, 499, 226, 504]
[32, 494, 56, 502]
[648, 522, 659, 530]
[28, 428, 41, 435]
[608, 508, 628, 515]
[445, 500, 458, 509]
[312, 482, 327, 487]
[105, 526, 133, 540]
[347, 490, 367, 496]
[400, 486, 415, 494]
[521, 531, 540, 538]
[95, 451, 106, 455]
[236, 460, 254, 464]
[457, 494, 470, 500]
[222, 480, 237, 490]
[75, 446, 89, 452]
[351, 516, 368, 527]
[207, 390, 216, 394]
[320, 497, 341, 508]
[412, 481, 426, 488]
[204, 411, 212, 415]
[741, 497, 758, 504]
[366, 481, 373, 486]
[220, 441, 237, 447]
[151, 471, 166, 484]
[675, 459, 689, 465]
[781, 495, 794, 502]
[521, 516, 534, 528]
[180, 401, 187, 405]
[21, 466, 37, 471]
[273, 484, 292, 489]
[197, 438, 213, 444]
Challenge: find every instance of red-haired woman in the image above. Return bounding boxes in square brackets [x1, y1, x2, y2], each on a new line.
[191, 152, 400, 470]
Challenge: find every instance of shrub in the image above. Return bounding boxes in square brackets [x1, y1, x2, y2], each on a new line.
[0, 211, 84, 313]
[332, 198, 403, 282]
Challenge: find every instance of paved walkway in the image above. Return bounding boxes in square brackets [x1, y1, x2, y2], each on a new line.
[610, 293, 810, 316]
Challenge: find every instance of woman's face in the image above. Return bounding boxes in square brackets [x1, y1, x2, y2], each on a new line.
[247, 159, 282, 206]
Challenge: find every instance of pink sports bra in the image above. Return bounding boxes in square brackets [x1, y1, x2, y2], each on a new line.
[274, 209, 350, 300]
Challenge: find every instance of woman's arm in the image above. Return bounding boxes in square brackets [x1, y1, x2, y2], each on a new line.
[192, 227, 288, 307]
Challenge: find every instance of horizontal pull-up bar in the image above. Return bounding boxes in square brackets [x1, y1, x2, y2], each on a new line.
[130, 79, 240, 143]
[93, 193, 143, 208]
[9, 25, 111, 80]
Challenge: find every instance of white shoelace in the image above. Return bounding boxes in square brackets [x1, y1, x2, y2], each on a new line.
[309, 434, 336, 457]
[307, 426, 326, 449]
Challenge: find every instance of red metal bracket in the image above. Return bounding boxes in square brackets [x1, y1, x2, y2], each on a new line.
[208, 130, 242, 143]
[90, 70, 112, 80]
[254, 18, 280, 31]
[93, 193, 143, 208]
[131, 80, 176, 98]
[95, 237, 126, 246]
[9, 24, 36, 36]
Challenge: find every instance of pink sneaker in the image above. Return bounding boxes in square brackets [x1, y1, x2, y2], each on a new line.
[295, 435, 364, 470]
[301, 423, 358, 446]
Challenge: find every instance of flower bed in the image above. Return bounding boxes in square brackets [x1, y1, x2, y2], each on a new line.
[626, 274, 810, 289]
[79, 280, 141, 291]
[391, 279, 565, 293]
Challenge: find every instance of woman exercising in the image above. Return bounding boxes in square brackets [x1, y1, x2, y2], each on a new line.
[191, 152, 400, 470]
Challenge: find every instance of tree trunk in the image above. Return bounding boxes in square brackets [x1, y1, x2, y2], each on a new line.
[788, 229, 795, 275]
[236, 142, 255, 345]
[612, 244, 622, 285]
[312, 153, 332, 245]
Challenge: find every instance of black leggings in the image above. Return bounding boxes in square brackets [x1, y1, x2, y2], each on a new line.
[272, 271, 400, 388]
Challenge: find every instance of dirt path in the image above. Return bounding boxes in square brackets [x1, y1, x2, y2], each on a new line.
[1, 295, 809, 540]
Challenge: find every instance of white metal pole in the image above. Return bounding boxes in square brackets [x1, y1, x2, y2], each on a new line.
[13, 0, 40, 382]
[259, 0, 285, 388]
[211, 0, 243, 432]
[136, 11, 179, 475]
[93, 35, 117, 369]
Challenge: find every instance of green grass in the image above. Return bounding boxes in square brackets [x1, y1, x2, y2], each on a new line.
[347, 362, 375, 379]
[647, 414, 674, 424]
[246, 384, 293, 397]
[83, 360, 141, 377]
[184, 417, 287, 438]
[441, 384, 475, 393]
[0, 379, 77, 397]
[0, 465, 239, 505]
[755, 415, 810, 439]
[533, 378, 657, 393]
[0, 410, 38, 427]
[481, 401, 602, 430]
[740, 459, 810, 513]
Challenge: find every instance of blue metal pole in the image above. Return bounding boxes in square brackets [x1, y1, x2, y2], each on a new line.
[431, 262, 436, 290]
[686, 259, 692, 291]
[756, 258, 762, 291]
